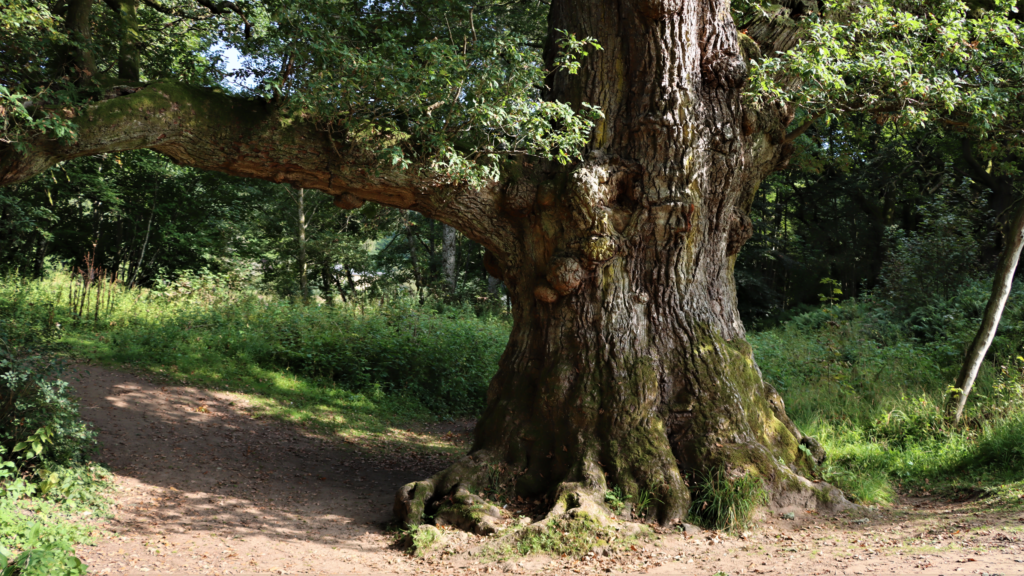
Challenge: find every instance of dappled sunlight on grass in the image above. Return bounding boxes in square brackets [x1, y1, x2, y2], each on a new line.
[753, 300, 1024, 506]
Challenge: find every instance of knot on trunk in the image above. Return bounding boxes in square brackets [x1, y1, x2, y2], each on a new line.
[546, 257, 584, 295]
[332, 192, 365, 210]
[503, 178, 537, 214]
[701, 49, 747, 90]
[726, 209, 753, 256]
[534, 284, 559, 303]
[567, 157, 640, 234]
[580, 235, 618, 264]
[636, 0, 684, 19]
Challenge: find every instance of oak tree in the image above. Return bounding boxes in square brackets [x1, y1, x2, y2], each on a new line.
[3, 0, 1023, 528]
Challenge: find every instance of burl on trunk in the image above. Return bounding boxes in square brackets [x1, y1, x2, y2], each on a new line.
[393, 0, 845, 529]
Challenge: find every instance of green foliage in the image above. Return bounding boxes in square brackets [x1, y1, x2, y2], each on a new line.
[106, 290, 507, 417]
[402, 524, 441, 558]
[0, 295, 106, 576]
[747, 0, 1024, 152]
[752, 276, 1024, 504]
[245, 0, 599, 183]
[961, 411, 1024, 471]
[0, 524, 87, 576]
[601, 485, 660, 519]
[686, 470, 767, 533]
[496, 515, 643, 560]
[4, 0, 598, 183]
[877, 184, 985, 314]
[603, 486, 626, 514]
[0, 296, 95, 470]
[3, 270, 509, 418]
[735, 115, 1002, 329]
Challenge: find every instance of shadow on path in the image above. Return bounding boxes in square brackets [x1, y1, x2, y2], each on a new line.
[69, 363, 468, 575]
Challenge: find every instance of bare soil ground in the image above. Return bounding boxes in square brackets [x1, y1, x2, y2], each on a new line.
[68, 364, 1024, 576]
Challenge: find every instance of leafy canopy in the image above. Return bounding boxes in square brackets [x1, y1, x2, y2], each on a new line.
[745, 0, 1024, 174]
[1, 0, 600, 183]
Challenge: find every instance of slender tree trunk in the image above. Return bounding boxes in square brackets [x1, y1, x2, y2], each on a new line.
[296, 187, 309, 301]
[951, 199, 1024, 422]
[61, 0, 98, 83]
[103, 0, 141, 81]
[406, 219, 425, 302]
[442, 224, 458, 295]
[129, 207, 154, 288]
[33, 237, 48, 278]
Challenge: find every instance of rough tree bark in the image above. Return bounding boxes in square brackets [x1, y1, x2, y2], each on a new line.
[395, 0, 844, 529]
[1, 0, 846, 531]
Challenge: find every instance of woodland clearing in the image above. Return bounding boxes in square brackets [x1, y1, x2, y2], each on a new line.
[68, 363, 1024, 576]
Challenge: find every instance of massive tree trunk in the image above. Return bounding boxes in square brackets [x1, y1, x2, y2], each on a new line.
[1, 0, 844, 530]
[396, 0, 844, 528]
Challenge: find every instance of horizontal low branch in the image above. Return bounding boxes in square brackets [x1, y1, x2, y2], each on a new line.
[0, 81, 514, 254]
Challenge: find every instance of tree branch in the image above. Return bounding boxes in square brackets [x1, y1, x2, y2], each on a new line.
[0, 81, 513, 255]
[783, 112, 822, 144]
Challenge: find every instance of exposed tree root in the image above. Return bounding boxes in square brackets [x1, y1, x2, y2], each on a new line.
[394, 443, 854, 541]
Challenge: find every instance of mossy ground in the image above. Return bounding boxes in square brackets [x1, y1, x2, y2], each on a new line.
[483, 514, 651, 561]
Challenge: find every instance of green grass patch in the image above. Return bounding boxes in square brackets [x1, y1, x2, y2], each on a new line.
[1, 271, 510, 456]
[487, 515, 648, 560]
[752, 290, 1024, 505]
[687, 470, 767, 533]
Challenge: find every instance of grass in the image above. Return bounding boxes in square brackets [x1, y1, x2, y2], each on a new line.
[5, 269, 1024, 542]
[0, 464, 111, 555]
[752, 291, 1024, 507]
[1, 271, 509, 458]
[485, 515, 649, 560]
[687, 470, 767, 533]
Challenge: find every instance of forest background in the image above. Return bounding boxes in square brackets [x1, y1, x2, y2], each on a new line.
[3, 0, 1024, 572]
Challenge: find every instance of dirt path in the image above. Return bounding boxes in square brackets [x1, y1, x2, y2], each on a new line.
[69, 365, 1024, 575]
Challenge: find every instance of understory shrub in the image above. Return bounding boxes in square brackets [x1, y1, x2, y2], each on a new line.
[0, 524, 88, 576]
[0, 281, 104, 575]
[0, 324, 95, 470]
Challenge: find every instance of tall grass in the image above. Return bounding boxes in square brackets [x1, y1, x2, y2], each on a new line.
[752, 288, 1024, 505]
[1, 271, 510, 436]
[5, 271, 1023, 509]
